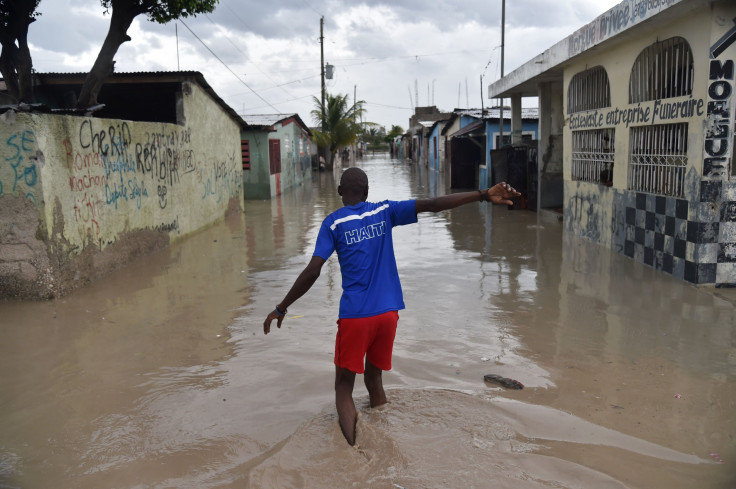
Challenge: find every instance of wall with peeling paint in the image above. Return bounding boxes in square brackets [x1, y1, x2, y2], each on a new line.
[0, 81, 243, 299]
[241, 117, 313, 200]
[563, 2, 736, 286]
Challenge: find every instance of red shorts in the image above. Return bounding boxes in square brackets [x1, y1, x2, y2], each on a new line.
[334, 311, 399, 374]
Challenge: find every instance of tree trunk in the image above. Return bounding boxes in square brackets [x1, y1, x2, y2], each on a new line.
[16, 18, 34, 103]
[0, 45, 21, 102]
[76, 2, 143, 109]
[0, 0, 37, 103]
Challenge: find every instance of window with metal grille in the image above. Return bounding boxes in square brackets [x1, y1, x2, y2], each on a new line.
[572, 129, 615, 185]
[241, 139, 250, 170]
[567, 66, 610, 114]
[629, 123, 688, 197]
[629, 37, 693, 103]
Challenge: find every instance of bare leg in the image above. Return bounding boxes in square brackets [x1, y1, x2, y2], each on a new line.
[364, 359, 387, 408]
[335, 366, 357, 445]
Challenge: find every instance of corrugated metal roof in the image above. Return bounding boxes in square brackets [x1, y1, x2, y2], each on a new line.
[453, 107, 539, 120]
[242, 114, 292, 126]
[8, 71, 248, 127]
[449, 120, 485, 138]
[241, 113, 312, 135]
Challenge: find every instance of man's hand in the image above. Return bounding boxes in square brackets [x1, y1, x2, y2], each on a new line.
[484, 182, 521, 206]
[263, 309, 285, 335]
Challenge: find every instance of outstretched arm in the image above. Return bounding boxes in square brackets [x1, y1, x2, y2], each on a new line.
[415, 182, 520, 214]
[263, 255, 326, 334]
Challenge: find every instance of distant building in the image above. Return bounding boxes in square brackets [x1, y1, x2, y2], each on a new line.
[407, 106, 453, 165]
[241, 114, 313, 200]
[489, 0, 736, 286]
[434, 108, 539, 189]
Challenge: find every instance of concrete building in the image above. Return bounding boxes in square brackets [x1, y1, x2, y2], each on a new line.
[439, 108, 539, 190]
[0, 71, 245, 298]
[407, 106, 453, 165]
[489, 0, 736, 287]
[240, 114, 313, 200]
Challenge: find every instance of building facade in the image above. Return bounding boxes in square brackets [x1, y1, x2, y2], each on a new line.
[490, 0, 736, 287]
[241, 114, 313, 200]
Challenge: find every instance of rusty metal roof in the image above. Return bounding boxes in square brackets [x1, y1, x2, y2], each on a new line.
[242, 113, 312, 135]
[6, 71, 248, 128]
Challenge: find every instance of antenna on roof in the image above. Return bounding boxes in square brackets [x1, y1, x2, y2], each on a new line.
[465, 77, 469, 108]
[176, 23, 180, 70]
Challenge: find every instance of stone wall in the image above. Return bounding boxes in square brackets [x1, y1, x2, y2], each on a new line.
[0, 81, 242, 299]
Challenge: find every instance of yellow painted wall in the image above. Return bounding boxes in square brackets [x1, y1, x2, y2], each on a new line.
[0, 81, 243, 298]
[562, 7, 713, 189]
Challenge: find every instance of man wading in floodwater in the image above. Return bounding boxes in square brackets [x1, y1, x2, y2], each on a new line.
[263, 167, 520, 445]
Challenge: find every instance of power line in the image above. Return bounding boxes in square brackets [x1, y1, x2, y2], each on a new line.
[242, 92, 317, 112]
[178, 18, 280, 112]
[301, 0, 323, 17]
[253, 48, 489, 65]
[364, 100, 413, 110]
[203, 14, 296, 99]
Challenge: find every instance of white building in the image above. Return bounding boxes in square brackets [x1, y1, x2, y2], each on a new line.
[490, 0, 736, 287]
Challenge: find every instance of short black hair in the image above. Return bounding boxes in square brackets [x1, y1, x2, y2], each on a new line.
[339, 168, 368, 195]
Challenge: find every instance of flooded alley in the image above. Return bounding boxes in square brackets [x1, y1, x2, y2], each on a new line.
[1, 154, 735, 488]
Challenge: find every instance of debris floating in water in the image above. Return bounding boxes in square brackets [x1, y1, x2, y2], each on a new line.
[483, 374, 524, 390]
[708, 451, 724, 463]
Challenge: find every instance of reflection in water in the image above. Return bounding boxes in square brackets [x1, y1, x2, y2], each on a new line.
[0, 154, 734, 488]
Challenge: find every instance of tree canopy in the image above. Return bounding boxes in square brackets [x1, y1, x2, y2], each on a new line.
[311, 93, 365, 170]
[76, 0, 219, 109]
[387, 125, 404, 139]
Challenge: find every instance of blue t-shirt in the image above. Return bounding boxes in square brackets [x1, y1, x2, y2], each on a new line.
[313, 199, 418, 318]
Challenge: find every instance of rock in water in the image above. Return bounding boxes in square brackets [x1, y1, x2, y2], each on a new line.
[483, 374, 524, 390]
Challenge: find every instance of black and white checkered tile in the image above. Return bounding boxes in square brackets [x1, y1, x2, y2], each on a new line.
[621, 181, 736, 287]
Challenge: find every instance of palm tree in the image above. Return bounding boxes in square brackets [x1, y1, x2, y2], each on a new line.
[311, 93, 365, 170]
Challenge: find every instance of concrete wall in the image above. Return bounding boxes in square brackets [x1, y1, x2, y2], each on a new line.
[538, 81, 565, 208]
[241, 119, 312, 200]
[242, 131, 272, 200]
[562, 2, 736, 285]
[428, 123, 446, 172]
[275, 119, 312, 195]
[0, 81, 243, 298]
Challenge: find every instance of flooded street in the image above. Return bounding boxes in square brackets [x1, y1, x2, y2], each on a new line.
[1, 154, 735, 488]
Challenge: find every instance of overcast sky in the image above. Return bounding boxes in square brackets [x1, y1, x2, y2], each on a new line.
[28, 0, 621, 130]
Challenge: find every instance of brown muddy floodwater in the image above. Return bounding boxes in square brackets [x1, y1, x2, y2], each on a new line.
[1, 154, 735, 489]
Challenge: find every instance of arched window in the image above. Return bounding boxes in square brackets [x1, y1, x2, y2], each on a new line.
[567, 66, 611, 114]
[568, 67, 614, 185]
[629, 37, 693, 103]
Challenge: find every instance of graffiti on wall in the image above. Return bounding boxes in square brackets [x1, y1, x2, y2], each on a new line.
[2, 130, 39, 205]
[703, 18, 736, 180]
[568, 0, 682, 57]
[58, 118, 239, 245]
[198, 153, 241, 204]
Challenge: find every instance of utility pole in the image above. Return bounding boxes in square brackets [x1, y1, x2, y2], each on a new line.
[480, 75, 484, 116]
[320, 16, 326, 131]
[498, 0, 505, 148]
